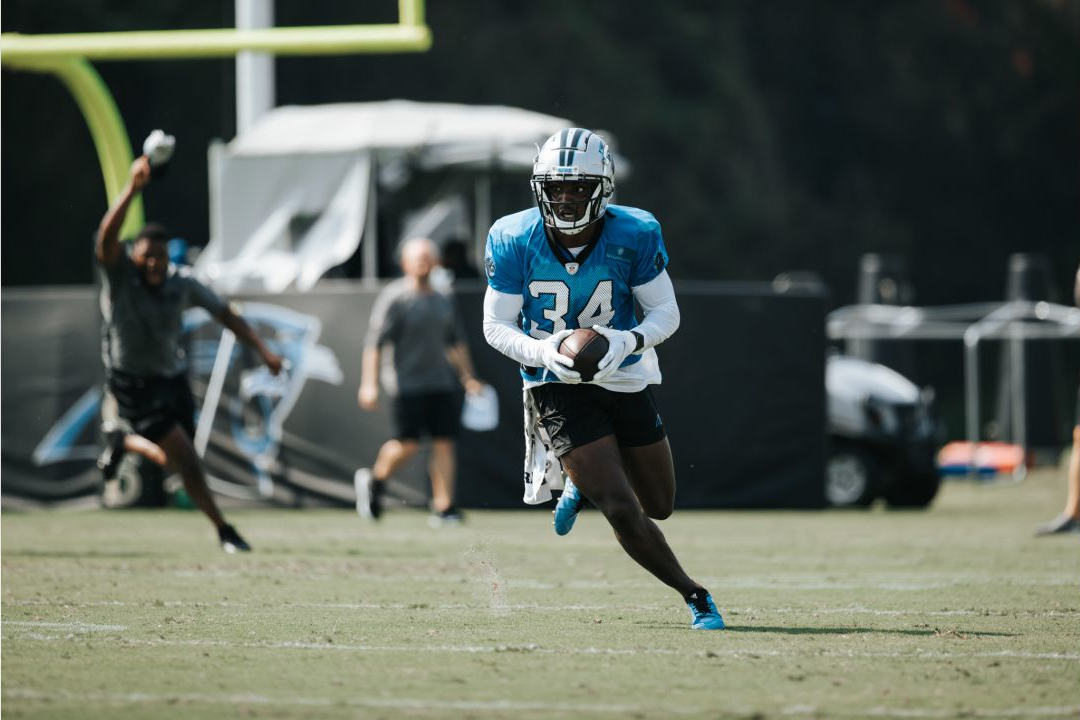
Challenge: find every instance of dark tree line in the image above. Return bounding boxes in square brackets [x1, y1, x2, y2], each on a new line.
[3, 0, 1077, 306]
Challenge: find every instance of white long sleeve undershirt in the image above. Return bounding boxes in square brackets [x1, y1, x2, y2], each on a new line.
[482, 289, 541, 367]
[481, 270, 680, 364]
[628, 271, 680, 351]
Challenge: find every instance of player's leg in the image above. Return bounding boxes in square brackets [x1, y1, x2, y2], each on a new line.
[560, 437, 699, 596]
[426, 391, 463, 521]
[103, 373, 218, 510]
[428, 438, 455, 514]
[154, 424, 226, 528]
[371, 438, 421, 480]
[359, 438, 419, 520]
[564, 442, 723, 628]
[1036, 390, 1080, 535]
[152, 424, 250, 553]
[375, 392, 424, 479]
[1037, 423, 1080, 535]
[1066, 424, 1080, 519]
[119, 429, 225, 518]
[534, 384, 593, 535]
[532, 386, 696, 592]
[360, 393, 423, 519]
[98, 377, 164, 478]
[103, 374, 248, 550]
[1068, 390, 1080, 519]
[621, 438, 675, 520]
[537, 384, 723, 628]
[123, 434, 169, 466]
[101, 427, 169, 473]
[614, 388, 675, 520]
[170, 377, 252, 551]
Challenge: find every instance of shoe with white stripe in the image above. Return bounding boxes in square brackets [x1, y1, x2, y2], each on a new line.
[553, 479, 585, 536]
[686, 591, 725, 630]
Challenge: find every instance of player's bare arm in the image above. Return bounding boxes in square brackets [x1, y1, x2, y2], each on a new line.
[95, 156, 151, 266]
[357, 346, 381, 411]
[214, 305, 284, 375]
[444, 343, 483, 395]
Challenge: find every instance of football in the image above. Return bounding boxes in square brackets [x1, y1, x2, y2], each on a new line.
[558, 327, 610, 382]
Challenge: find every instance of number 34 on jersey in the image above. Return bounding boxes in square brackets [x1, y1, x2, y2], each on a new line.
[485, 204, 670, 341]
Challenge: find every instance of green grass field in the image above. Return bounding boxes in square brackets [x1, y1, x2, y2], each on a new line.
[3, 468, 1078, 719]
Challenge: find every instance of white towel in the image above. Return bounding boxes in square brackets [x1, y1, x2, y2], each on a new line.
[461, 383, 499, 432]
[143, 129, 176, 167]
[522, 389, 565, 505]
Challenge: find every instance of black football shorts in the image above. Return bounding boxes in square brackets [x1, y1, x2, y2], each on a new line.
[107, 371, 196, 443]
[529, 383, 666, 458]
[393, 390, 463, 440]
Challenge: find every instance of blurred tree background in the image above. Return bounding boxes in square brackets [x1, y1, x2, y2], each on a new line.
[3, 0, 1078, 307]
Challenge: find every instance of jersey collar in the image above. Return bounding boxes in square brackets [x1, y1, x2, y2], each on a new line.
[543, 217, 605, 276]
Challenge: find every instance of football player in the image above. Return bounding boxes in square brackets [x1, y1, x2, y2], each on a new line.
[482, 128, 724, 630]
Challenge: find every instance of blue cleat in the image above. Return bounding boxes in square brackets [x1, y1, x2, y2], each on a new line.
[553, 479, 586, 536]
[686, 591, 725, 630]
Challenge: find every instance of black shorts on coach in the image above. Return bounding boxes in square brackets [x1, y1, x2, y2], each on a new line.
[107, 371, 197, 443]
[392, 390, 463, 440]
[529, 383, 666, 458]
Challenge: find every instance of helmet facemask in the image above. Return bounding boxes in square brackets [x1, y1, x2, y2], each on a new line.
[531, 177, 611, 236]
[531, 128, 615, 236]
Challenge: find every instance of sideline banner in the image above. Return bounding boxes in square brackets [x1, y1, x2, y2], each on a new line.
[1, 282, 825, 509]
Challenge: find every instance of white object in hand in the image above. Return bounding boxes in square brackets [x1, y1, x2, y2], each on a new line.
[239, 360, 291, 400]
[461, 383, 499, 432]
[143, 129, 176, 167]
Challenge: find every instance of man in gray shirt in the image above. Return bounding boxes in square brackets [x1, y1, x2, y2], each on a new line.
[96, 155, 283, 552]
[356, 237, 483, 524]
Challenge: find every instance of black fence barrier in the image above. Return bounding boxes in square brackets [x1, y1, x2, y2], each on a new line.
[1, 281, 826, 509]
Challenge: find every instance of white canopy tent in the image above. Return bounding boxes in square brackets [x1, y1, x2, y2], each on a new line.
[827, 300, 1080, 455]
[198, 100, 589, 292]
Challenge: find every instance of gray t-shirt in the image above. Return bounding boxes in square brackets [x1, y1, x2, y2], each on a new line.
[99, 252, 227, 377]
[365, 279, 463, 394]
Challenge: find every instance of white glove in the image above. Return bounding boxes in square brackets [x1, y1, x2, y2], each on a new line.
[536, 329, 581, 384]
[591, 326, 637, 382]
[143, 129, 176, 167]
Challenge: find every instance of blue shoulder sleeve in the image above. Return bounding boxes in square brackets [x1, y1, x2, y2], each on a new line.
[630, 213, 669, 287]
[484, 223, 525, 295]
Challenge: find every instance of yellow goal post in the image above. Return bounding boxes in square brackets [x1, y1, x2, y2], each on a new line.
[0, 0, 431, 238]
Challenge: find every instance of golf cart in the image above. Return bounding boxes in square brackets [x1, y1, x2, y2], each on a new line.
[825, 353, 942, 507]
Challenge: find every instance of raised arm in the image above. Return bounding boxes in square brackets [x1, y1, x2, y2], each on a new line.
[95, 156, 151, 267]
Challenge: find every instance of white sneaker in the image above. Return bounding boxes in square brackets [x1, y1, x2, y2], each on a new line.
[354, 468, 373, 519]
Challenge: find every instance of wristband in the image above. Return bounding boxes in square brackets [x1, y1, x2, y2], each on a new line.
[631, 331, 645, 352]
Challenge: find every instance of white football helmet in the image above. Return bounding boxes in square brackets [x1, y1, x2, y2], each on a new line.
[531, 128, 615, 236]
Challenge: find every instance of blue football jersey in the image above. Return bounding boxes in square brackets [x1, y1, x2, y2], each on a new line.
[485, 205, 670, 384]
